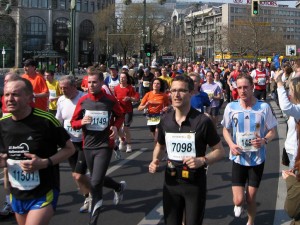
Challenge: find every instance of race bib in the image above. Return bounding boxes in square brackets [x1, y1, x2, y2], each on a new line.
[146, 114, 160, 126]
[64, 120, 82, 138]
[49, 90, 57, 99]
[85, 110, 109, 131]
[143, 81, 150, 87]
[204, 90, 214, 101]
[7, 159, 40, 191]
[231, 81, 237, 89]
[257, 77, 266, 85]
[236, 132, 258, 152]
[165, 133, 196, 160]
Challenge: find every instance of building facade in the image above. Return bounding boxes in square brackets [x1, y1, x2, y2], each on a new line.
[0, 0, 113, 69]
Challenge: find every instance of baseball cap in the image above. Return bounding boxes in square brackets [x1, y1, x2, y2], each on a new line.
[122, 65, 129, 70]
[109, 64, 117, 70]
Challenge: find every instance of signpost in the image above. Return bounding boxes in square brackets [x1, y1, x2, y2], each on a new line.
[286, 45, 296, 56]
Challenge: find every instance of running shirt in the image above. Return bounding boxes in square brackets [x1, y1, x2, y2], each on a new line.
[0, 108, 70, 200]
[250, 69, 269, 91]
[114, 84, 139, 113]
[157, 107, 220, 160]
[46, 79, 62, 110]
[200, 82, 221, 108]
[22, 73, 49, 111]
[140, 91, 169, 114]
[190, 92, 211, 113]
[221, 100, 277, 166]
[56, 91, 86, 142]
[71, 90, 124, 150]
[104, 75, 120, 95]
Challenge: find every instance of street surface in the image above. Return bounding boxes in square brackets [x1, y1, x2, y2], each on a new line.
[0, 99, 293, 225]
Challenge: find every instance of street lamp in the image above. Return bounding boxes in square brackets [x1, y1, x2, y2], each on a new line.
[201, 18, 208, 61]
[69, 0, 76, 76]
[2, 46, 5, 74]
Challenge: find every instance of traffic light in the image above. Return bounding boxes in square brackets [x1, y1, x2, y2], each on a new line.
[251, 0, 259, 16]
[144, 43, 152, 57]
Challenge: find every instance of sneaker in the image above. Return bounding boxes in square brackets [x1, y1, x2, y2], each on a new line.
[114, 145, 122, 160]
[119, 141, 126, 152]
[80, 195, 92, 213]
[0, 202, 13, 216]
[113, 181, 126, 205]
[126, 144, 132, 153]
[234, 205, 243, 217]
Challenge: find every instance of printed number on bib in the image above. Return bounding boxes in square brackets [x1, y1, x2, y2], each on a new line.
[165, 133, 196, 160]
[7, 159, 40, 191]
[257, 78, 266, 85]
[143, 81, 150, 87]
[49, 90, 57, 99]
[236, 132, 258, 152]
[85, 110, 109, 131]
[64, 120, 82, 138]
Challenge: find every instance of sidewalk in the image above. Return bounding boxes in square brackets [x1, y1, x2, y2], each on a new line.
[268, 99, 292, 225]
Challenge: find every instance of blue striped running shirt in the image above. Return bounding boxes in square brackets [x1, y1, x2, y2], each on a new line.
[221, 99, 277, 166]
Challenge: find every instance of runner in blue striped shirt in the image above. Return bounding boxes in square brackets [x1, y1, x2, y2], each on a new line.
[222, 73, 277, 225]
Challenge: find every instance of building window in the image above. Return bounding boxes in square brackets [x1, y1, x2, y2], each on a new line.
[83, 0, 88, 12]
[31, 0, 38, 7]
[76, 0, 81, 11]
[23, 16, 47, 51]
[22, 0, 29, 7]
[89, 2, 94, 12]
[59, 0, 66, 9]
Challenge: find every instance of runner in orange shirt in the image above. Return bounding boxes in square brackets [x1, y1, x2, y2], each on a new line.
[138, 78, 170, 142]
[22, 59, 49, 111]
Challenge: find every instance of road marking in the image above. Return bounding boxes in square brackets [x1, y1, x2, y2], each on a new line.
[106, 148, 148, 175]
[137, 201, 163, 225]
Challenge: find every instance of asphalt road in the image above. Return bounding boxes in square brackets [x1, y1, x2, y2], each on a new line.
[0, 99, 293, 225]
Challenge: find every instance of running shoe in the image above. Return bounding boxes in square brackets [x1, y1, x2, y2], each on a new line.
[114, 145, 122, 160]
[234, 205, 243, 217]
[0, 202, 14, 216]
[113, 181, 126, 205]
[126, 144, 132, 153]
[80, 195, 92, 213]
[119, 141, 126, 151]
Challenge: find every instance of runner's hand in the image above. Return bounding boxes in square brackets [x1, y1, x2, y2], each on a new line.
[110, 126, 118, 139]
[282, 170, 296, 179]
[20, 153, 48, 172]
[229, 143, 242, 156]
[149, 159, 159, 173]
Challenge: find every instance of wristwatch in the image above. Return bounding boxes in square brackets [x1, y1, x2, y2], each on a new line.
[264, 138, 269, 144]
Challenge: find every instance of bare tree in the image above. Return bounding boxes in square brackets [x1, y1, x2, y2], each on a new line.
[227, 15, 287, 59]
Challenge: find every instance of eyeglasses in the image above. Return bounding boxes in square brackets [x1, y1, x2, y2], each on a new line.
[170, 89, 189, 94]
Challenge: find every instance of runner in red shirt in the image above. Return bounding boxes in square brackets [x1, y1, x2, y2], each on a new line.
[114, 72, 139, 153]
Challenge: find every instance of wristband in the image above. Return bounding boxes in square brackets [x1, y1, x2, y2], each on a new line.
[47, 158, 53, 168]
[264, 138, 268, 144]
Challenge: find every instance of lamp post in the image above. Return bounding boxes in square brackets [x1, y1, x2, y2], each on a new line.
[69, 0, 76, 76]
[2, 46, 5, 74]
[201, 18, 208, 61]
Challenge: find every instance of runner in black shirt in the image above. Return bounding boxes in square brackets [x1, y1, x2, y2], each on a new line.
[149, 75, 225, 225]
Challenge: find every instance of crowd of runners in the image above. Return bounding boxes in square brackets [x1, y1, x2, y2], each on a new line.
[0, 58, 299, 225]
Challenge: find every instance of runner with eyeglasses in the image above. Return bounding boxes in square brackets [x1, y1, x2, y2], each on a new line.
[149, 75, 225, 225]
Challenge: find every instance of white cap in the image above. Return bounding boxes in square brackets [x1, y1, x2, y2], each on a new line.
[138, 63, 144, 68]
[122, 65, 129, 70]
